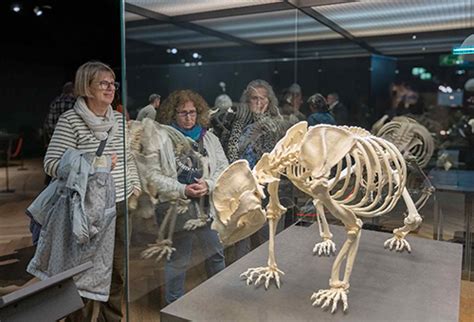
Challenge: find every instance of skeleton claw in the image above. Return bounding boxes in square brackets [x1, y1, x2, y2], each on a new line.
[141, 239, 176, 261]
[311, 287, 348, 313]
[384, 236, 412, 253]
[313, 240, 336, 256]
[240, 266, 285, 289]
[183, 218, 207, 231]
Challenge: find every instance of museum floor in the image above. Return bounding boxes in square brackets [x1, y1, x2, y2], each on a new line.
[0, 158, 472, 321]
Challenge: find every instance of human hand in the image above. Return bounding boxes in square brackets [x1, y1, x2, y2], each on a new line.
[194, 178, 209, 195]
[185, 179, 208, 198]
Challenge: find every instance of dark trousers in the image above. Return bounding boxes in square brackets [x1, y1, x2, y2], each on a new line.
[65, 201, 127, 322]
[164, 224, 225, 304]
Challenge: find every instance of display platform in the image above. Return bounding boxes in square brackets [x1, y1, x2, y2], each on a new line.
[161, 223, 462, 322]
[0, 261, 92, 322]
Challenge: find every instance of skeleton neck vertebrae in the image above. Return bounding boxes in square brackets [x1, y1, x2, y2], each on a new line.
[212, 121, 423, 313]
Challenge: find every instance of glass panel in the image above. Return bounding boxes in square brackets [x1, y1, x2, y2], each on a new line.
[124, 2, 299, 320]
[295, 0, 474, 287]
[122, 0, 474, 320]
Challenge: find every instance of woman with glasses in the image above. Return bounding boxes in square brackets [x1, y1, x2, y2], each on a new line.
[41, 61, 141, 321]
[224, 79, 282, 167]
[218, 79, 289, 260]
[152, 89, 228, 304]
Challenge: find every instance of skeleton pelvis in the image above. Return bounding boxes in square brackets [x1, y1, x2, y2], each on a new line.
[212, 160, 267, 245]
[211, 204, 266, 246]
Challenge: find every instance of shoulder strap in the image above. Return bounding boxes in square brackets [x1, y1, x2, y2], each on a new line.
[96, 137, 108, 157]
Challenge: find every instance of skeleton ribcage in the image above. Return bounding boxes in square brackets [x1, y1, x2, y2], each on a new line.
[282, 126, 407, 218]
[377, 117, 434, 168]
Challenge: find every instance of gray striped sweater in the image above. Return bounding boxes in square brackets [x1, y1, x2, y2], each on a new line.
[44, 109, 140, 202]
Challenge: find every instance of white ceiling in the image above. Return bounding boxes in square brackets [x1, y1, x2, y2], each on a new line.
[316, 0, 473, 37]
[127, 0, 282, 17]
[124, 0, 474, 58]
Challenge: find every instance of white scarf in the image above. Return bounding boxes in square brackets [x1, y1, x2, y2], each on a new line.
[74, 96, 118, 140]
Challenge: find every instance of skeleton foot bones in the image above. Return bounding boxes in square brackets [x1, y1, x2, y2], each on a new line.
[141, 239, 176, 261]
[311, 282, 349, 313]
[384, 235, 412, 252]
[313, 239, 337, 256]
[240, 266, 285, 289]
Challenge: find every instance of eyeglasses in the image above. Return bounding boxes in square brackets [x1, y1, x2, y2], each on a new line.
[176, 110, 197, 118]
[96, 80, 120, 90]
[249, 95, 268, 103]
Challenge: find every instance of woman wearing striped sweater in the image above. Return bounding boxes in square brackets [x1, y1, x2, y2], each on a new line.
[44, 61, 141, 322]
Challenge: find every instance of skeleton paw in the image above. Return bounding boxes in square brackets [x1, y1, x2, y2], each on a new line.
[312, 239, 336, 256]
[141, 239, 176, 261]
[183, 218, 207, 231]
[311, 287, 348, 313]
[384, 235, 412, 253]
[240, 266, 285, 289]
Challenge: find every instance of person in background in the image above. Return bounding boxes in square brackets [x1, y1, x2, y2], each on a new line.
[154, 89, 228, 304]
[327, 92, 349, 125]
[43, 81, 76, 144]
[42, 82, 76, 185]
[113, 92, 130, 121]
[223, 79, 285, 259]
[279, 83, 305, 121]
[136, 93, 161, 121]
[225, 79, 282, 167]
[43, 61, 141, 322]
[209, 93, 234, 137]
[307, 93, 336, 126]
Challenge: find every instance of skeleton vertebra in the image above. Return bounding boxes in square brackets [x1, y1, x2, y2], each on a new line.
[212, 121, 422, 313]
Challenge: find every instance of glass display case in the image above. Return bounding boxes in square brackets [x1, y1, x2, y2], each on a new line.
[1, 0, 473, 321]
[121, 1, 474, 321]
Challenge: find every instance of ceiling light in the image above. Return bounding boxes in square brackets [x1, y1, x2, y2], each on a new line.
[420, 72, 432, 80]
[412, 35, 417, 40]
[192, 52, 199, 59]
[171, 48, 178, 54]
[11, 4, 21, 12]
[453, 34, 474, 55]
[34, 6, 43, 16]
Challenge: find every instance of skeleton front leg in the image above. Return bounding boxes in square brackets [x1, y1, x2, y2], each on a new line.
[241, 180, 287, 289]
[384, 186, 422, 252]
[141, 201, 179, 261]
[384, 172, 423, 252]
[311, 192, 363, 313]
[313, 200, 336, 256]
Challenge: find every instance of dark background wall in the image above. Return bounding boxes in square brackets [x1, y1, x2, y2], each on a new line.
[0, 0, 120, 156]
[126, 54, 372, 123]
[370, 55, 397, 123]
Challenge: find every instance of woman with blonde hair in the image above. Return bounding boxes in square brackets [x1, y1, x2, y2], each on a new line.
[37, 61, 141, 321]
